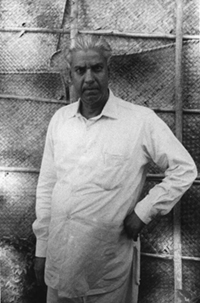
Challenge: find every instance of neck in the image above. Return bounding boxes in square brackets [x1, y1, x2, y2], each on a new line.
[80, 105, 104, 119]
[80, 90, 109, 119]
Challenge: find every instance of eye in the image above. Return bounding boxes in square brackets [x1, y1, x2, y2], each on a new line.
[92, 64, 103, 73]
[75, 67, 86, 75]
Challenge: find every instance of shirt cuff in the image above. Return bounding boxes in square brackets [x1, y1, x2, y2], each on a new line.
[35, 239, 48, 257]
[134, 199, 153, 225]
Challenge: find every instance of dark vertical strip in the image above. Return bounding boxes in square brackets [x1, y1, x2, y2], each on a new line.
[70, 0, 78, 102]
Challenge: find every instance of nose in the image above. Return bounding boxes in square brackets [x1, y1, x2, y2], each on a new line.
[85, 68, 94, 83]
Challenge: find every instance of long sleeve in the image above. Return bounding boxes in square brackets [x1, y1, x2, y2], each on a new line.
[134, 111, 198, 224]
[32, 120, 57, 257]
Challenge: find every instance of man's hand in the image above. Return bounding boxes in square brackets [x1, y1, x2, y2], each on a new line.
[124, 211, 145, 241]
[34, 257, 46, 286]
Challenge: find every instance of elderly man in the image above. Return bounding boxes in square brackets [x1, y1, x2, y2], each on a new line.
[33, 35, 197, 303]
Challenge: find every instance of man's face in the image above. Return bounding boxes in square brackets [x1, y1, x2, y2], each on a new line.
[70, 49, 109, 107]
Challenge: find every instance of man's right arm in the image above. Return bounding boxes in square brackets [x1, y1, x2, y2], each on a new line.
[34, 257, 46, 286]
[32, 121, 57, 284]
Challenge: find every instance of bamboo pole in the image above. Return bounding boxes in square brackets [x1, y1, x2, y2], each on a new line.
[174, 0, 184, 300]
[146, 174, 200, 182]
[70, 0, 78, 48]
[79, 30, 200, 41]
[183, 109, 200, 114]
[175, 2, 184, 143]
[141, 252, 200, 262]
[0, 26, 200, 40]
[1, 166, 199, 184]
[69, 0, 78, 102]
[56, 0, 70, 101]
[1, 166, 199, 181]
[0, 166, 39, 173]
[79, 29, 176, 39]
[0, 94, 68, 104]
[0, 27, 70, 34]
[2, 93, 200, 114]
[1, 93, 200, 114]
[56, 0, 69, 50]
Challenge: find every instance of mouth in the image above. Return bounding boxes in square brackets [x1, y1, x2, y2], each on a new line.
[83, 88, 99, 95]
[84, 87, 98, 91]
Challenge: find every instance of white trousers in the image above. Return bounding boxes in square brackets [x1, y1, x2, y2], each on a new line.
[47, 278, 138, 303]
[46, 241, 140, 303]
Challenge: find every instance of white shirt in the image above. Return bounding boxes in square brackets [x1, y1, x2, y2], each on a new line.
[33, 90, 197, 297]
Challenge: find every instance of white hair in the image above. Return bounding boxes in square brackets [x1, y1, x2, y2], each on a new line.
[66, 35, 112, 68]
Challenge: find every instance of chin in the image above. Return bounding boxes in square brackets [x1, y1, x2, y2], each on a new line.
[82, 94, 102, 104]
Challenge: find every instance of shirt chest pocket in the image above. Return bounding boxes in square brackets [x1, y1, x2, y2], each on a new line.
[94, 152, 128, 190]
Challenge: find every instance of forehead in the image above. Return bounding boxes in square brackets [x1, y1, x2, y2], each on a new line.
[71, 49, 106, 67]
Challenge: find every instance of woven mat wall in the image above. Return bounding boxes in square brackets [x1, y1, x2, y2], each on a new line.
[139, 257, 174, 303]
[0, 98, 63, 168]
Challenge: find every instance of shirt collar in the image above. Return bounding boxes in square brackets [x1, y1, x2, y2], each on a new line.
[68, 89, 119, 120]
[101, 90, 118, 119]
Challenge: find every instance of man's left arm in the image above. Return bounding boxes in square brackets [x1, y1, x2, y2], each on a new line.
[125, 110, 197, 237]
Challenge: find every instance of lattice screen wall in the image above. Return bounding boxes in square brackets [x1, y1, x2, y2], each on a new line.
[0, 0, 200, 302]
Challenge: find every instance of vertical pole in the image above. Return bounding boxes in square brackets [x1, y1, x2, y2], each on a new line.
[70, 0, 78, 103]
[174, 0, 183, 301]
[57, 0, 69, 101]
[175, 0, 183, 143]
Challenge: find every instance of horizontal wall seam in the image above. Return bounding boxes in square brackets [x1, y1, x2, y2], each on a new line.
[0, 167, 199, 183]
[141, 252, 200, 261]
[147, 174, 200, 182]
[0, 27, 200, 40]
[0, 94, 200, 114]
[0, 94, 69, 105]
[0, 167, 40, 173]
